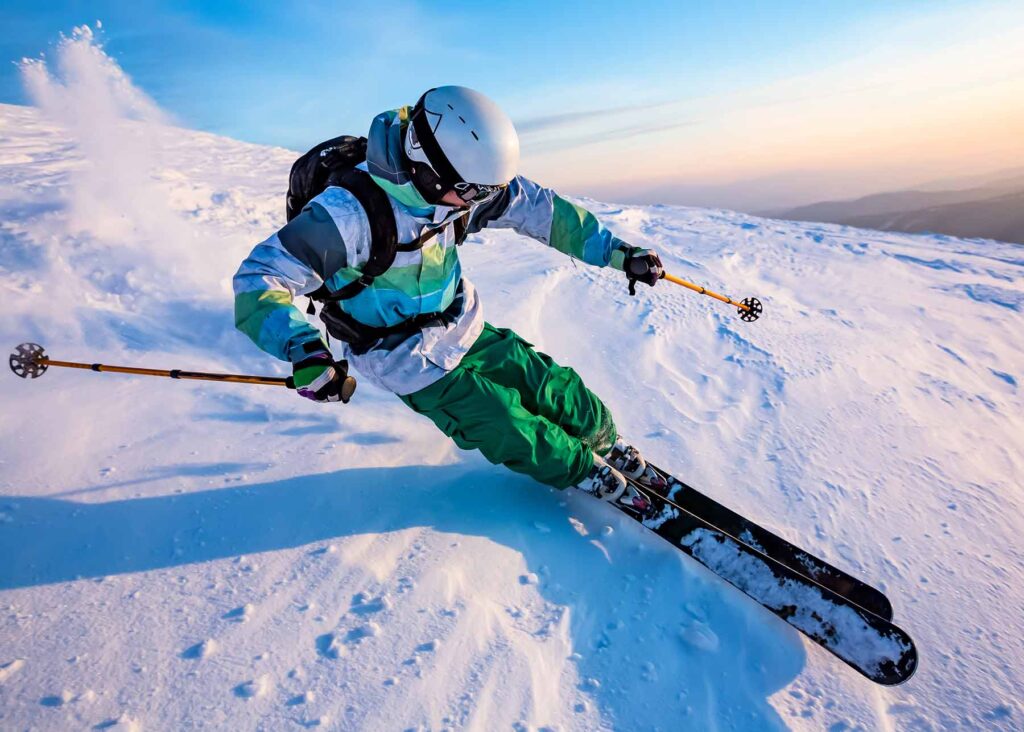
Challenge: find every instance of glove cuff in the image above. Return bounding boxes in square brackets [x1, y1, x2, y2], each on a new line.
[288, 338, 330, 365]
[608, 239, 635, 271]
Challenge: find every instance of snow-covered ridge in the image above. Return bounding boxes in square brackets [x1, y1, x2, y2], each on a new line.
[1, 28, 1023, 731]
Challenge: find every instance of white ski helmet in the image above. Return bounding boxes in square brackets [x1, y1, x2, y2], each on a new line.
[404, 86, 519, 199]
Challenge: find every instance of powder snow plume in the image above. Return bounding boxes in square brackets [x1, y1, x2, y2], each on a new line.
[19, 24, 185, 245]
[7, 25, 289, 356]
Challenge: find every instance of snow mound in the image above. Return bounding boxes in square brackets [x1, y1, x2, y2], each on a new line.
[1, 27, 1022, 731]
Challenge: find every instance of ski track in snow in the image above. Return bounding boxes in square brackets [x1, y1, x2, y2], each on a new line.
[1, 30, 1023, 731]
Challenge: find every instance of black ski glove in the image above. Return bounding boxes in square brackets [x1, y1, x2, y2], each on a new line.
[623, 248, 665, 295]
[291, 343, 357, 403]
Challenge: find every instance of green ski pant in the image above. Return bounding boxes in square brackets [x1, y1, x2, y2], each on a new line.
[400, 323, 617, 489]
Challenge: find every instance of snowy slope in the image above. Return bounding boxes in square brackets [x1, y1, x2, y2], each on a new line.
[2, 31, 1023, 731]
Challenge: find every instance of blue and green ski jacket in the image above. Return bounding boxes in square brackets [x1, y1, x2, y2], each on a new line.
[233, 106, 635, 395]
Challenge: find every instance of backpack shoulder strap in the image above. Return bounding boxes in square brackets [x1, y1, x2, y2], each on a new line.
[453, 211, 470, 245]
[316, 168, 398, 302]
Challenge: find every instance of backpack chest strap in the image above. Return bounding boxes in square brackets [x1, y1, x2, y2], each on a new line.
[314, 208, 470, 304]
[328, 168, 398, 279]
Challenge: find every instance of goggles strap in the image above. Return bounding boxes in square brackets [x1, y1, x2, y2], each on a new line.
[411, 91, 464, 194]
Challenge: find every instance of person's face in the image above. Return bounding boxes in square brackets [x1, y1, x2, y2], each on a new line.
[439, 189, 470, 208]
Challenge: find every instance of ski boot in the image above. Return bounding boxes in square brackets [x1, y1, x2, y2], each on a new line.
[575, 453, 628, 502]
[606, 437, 667, 491]
[576, 453, 655, 516]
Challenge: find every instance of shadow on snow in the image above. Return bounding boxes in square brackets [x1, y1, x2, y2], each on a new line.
[0, 464, 804, 728]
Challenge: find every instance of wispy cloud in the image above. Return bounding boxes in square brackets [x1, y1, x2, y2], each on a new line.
[516, 100, 673, 134]
[527, 117, 698, 153]
[515, 77, 897, 151]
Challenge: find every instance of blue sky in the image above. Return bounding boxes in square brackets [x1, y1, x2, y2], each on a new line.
[4, 1, 1024, 209]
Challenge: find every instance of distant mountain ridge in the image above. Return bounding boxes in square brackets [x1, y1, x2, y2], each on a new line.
[769, 172, 1024, 244]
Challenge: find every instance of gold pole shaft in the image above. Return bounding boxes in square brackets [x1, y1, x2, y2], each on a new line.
[40, 358, 290, 387]
[663, 273, 751, 311]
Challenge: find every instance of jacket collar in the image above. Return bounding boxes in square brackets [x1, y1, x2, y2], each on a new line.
[365, 106, 434, 214]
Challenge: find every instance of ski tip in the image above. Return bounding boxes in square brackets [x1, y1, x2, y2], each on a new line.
[873, 643, 919, 686]
[879, 596, 895, 624]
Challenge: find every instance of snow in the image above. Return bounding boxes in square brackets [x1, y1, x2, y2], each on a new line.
[1, 28, 1023, 731]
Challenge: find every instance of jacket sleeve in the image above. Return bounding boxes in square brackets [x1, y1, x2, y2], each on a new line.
[232, 230, 328, 363]
[468, 175, 633, 270]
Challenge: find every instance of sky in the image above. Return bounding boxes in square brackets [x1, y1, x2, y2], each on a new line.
[3, 0, 1024, 211]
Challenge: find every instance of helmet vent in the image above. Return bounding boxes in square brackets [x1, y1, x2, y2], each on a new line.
[470, 131, 479, 141]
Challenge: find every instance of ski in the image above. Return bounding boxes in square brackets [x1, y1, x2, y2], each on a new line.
[606, 478, 918, 685]
[628, 458, 893, 622]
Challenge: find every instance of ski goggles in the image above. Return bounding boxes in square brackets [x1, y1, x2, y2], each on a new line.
[452, 180, 505, 204]
[407, 145, 505, 205]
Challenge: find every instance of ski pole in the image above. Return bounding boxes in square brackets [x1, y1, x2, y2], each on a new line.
[8, 342, 355, 401]
[663, 272, 763, 322]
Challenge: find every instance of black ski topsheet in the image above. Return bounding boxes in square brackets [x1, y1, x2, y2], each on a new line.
[610, 479, 918, 685]
[644, 463, 894, 622]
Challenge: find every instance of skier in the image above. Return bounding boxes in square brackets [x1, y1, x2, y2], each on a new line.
[233, 86, 665, 503]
